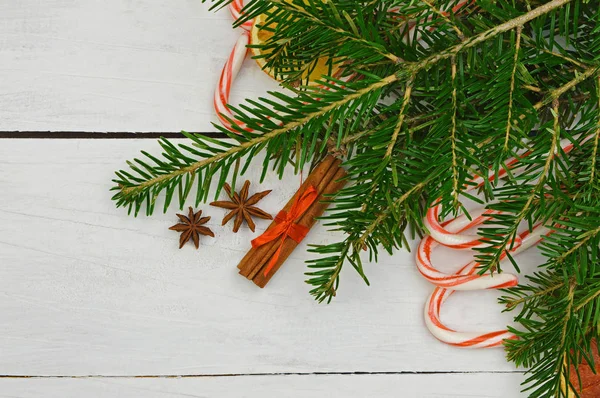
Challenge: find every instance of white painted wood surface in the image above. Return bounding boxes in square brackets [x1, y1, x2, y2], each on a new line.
[0, 0, 279, 132]
[0, 140, 536, 396]
[0, 374, 525, 397]
[0, 1, 536, 396]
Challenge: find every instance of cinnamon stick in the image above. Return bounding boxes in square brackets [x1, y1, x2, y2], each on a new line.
[244, 157, 344, 280]
[237, 155, 339, 277]
[252, 166, 348, 288]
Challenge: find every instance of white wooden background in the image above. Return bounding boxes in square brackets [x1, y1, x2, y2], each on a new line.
[0, 1, 532, 396]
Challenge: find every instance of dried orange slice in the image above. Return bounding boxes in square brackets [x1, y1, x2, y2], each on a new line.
[250, 13, 340, 85]
[561, 343, 600, 398]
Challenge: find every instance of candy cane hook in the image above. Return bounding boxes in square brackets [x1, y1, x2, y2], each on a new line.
[424, 137, 579, 250]
[229, 0, 254, 31]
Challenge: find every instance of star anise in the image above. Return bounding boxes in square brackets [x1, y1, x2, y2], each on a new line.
[169, 207, 214, 249]
[210, 180, 272, 233]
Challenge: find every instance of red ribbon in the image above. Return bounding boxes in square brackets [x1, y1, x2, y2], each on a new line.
[251, 185, 318, 276]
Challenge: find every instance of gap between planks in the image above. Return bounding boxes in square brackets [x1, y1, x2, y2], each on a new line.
[0, 131, 227, 139]
[0, 371, 525, 379]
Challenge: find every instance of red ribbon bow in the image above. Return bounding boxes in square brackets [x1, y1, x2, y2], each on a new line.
[251, 185, 318, 276]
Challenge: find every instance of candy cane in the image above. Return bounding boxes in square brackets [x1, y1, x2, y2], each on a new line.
[419, 211, 518, 291]
[213, 32, 252, 133]
[425, 277, 519, 348]
[213, 29, 340, 134]
[213, 31, 344, 133]
[214, 0, 255, 134]
[424, 225, 548, 347]
[229, 0, 254, 31]
[419, 135, 590, 348]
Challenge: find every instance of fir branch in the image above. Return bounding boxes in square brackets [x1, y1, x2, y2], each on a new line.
[119, 133, 268, 198]
[115, 73, 399, 208]
[306, 240, 350, 303]
[551, 280, 576, 397]
[449, 56, 460, 207]
[589, 77, 600, 184]
[504, 26, 523, 152]
[479, 100, 561, 273]
[540, 47, 587, 69]
[503, 280, 565, 310]
[341, 113, 433, 146]
[502, 272, 597, 397]
[307, 178, 428, 303]
[554, 225, 600, 266]
[420, 0, 466, 40]
[269, 0, 403, 64]
[533, 66, 600, 111]
[574, 287, 600, 312]
[385, 75, 414, 158]
[356, 180, 428, 249]
[410, 0, 574, 73]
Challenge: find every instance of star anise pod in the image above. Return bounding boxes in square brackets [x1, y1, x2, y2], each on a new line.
[210, 180, 272, 233]
[169, 207, 214, 249]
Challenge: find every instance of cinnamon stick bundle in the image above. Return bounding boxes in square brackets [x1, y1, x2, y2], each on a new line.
[238, 155, 347, 288]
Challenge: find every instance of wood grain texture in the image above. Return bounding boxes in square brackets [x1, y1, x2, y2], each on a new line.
[0, 140, 541, 382]
[0, 0, 280, 132]
[0, 374, 527, 397]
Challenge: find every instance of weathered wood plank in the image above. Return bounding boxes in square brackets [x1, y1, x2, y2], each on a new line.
[0, 140, 538, 375]
[0, 0, 279, 132]
[0, 374, 526, 397]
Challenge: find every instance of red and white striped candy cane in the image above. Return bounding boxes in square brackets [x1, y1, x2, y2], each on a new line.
[418, 210, 519, 291]
[213, 32, 252, 133]
[425, 275, 519, 348]
[423, 150, 527, 249]
[419, 135, 588, 348]
[423, 137, 577, 249]
[229, 0, 254, 31]
[214, 0, 255, 134]
[424, 223, 549, 347]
